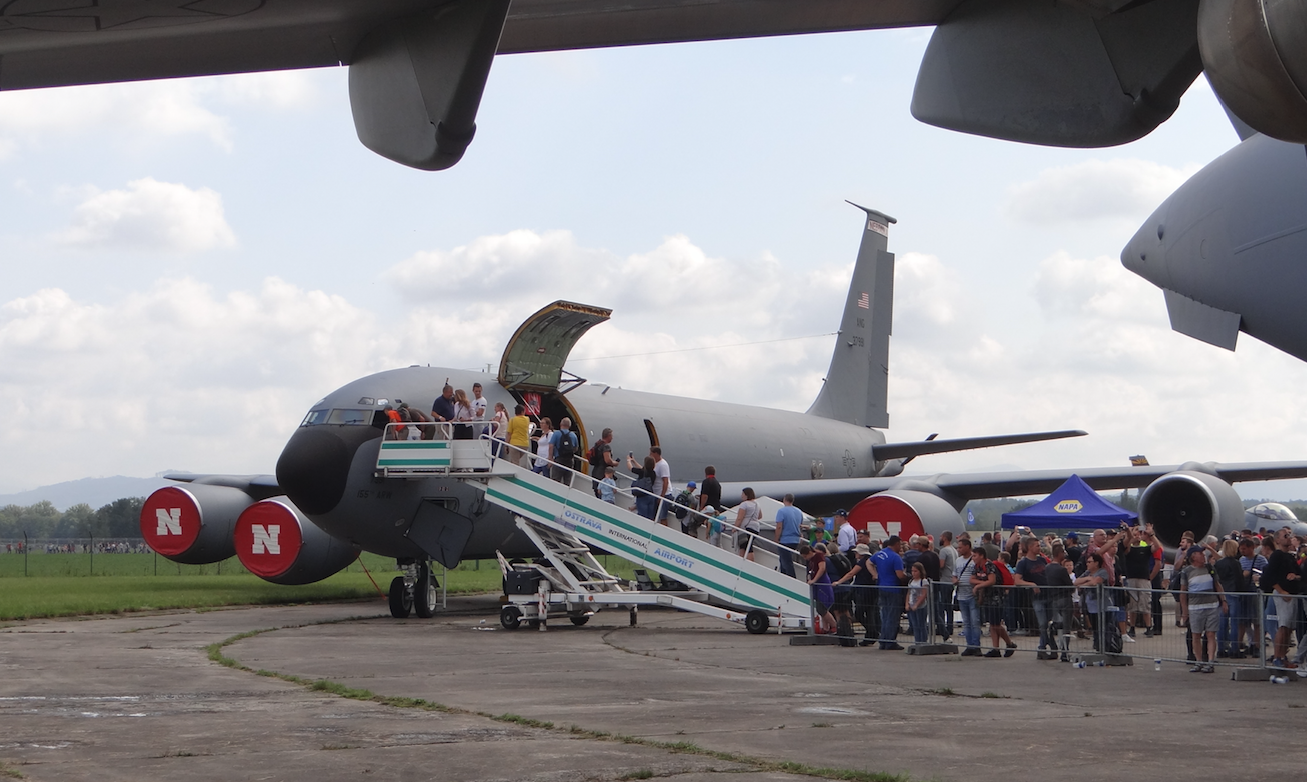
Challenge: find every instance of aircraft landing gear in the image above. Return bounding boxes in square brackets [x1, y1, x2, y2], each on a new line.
[414, 561, 439, 619]
[388, 575, 412, 618]
[389, 560, 440, 619]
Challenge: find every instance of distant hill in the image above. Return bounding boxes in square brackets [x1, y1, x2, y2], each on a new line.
[0, 476, 174, 512]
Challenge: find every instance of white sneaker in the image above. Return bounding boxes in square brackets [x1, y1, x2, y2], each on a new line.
[1122, 634, 1136, 643]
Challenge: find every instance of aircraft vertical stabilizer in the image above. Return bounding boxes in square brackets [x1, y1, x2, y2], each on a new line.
[806, 203, 895, 429]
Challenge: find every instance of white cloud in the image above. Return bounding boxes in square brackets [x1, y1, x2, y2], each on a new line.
[1005, 159, 1201, 225]
[0, 277, 385, 488]
[57, 178, 236, 253]
[0, 81, 234, 151]
[3, 231, 1306, 495]
[385, 230, 847, 410]
[0, 71, 323, 156]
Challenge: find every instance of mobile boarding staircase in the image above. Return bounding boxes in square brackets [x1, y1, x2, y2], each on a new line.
[375, 427, 812, 633]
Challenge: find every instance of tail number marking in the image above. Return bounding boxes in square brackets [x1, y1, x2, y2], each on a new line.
[156, 508, 183, 536]
[251, 525, 281, 555]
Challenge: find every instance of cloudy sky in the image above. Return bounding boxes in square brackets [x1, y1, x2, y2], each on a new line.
[1, 27, 1305, 498]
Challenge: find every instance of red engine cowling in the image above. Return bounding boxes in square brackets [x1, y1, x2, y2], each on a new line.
[140, 484, 251, 565]
[847, 489, 963, 542]
[234, 498, 360, 585]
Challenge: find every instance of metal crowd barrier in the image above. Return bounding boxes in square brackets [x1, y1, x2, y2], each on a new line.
[779, 575, 1307, 676]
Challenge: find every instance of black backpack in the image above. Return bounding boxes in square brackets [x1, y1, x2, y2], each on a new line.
[555, 431, 577, 466]
[827, 551, 853, 582]
[672, 489, 695, 520]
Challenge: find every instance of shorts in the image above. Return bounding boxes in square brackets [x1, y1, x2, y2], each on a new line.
[1189, 607, 1219, 635]
[832, 585, 853, 614]
[981, 603, 1005, 626]
[1274, 595, 1300, 628]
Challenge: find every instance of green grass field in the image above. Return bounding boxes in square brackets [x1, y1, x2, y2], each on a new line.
[0, 552, 640, 621]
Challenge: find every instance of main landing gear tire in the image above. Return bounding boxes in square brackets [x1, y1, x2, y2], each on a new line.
[745, 609, 770, 635]
[500, 605, 522, 630]
[414, 563, 439, 619]
[388, 576, 412, 619]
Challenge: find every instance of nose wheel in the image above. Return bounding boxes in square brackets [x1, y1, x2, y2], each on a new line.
[388, 575, 413, 618]
[414, 562, 439, 618]
[389, 560, 440, 619]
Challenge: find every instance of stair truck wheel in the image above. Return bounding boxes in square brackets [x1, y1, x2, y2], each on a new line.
[745, 609, 770, 635]
[414, 563, 438, 619]
[388, 576, 412, 619]
[500, 605, 522, 630]
[569, 615, 590, 626]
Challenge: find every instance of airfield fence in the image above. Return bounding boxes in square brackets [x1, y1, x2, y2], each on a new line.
[786, 574, 1305, 675]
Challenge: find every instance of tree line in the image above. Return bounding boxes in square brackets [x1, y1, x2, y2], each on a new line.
[0, 498, 145, 540]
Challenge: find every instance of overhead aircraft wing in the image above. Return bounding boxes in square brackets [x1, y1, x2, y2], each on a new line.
[0, 0, 956, 91]
[723, 460, 1307, 513]
[872, 429, 1087, 462]
[162, 472, 283, 501]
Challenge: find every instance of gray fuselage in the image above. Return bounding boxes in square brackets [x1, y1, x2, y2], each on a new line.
[276, 366, 886, 564]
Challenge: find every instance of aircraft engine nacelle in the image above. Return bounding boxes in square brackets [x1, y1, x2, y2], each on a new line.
[847, 488, 962, 543]
[1199, 0, 1307, 143]
[140, 484, 251, 565]
[234, 498, 360, 586]
[1138, 468, 1245, 548]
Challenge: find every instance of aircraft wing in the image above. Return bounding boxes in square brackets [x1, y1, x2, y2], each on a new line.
[723, 460, 1307, 512]
[0, 0, 955, 91]
[162, 472, 283, 502]
[872, 430, 1086, 462]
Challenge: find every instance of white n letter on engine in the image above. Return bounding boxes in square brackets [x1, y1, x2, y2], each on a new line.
[156, 508, 182, 536]
[251, 525, 281, 555]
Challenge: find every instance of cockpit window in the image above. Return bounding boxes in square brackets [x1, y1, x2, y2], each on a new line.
[301, 409, 329, 426]
[327, 409, 371, 425]
[300, 408, 371, 426]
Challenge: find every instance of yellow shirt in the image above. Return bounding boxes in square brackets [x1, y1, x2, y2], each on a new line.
[507, 415, 531, 448]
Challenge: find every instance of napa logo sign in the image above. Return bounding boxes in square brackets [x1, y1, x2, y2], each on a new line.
[1054, 499, 1083, 514]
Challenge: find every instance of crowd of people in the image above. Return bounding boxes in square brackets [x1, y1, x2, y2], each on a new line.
[786, 520, 1307, 674]
[394, 398, 1307, 674]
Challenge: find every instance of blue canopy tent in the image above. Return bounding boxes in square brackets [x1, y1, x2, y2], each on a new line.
[1000, 474, 1138, 530]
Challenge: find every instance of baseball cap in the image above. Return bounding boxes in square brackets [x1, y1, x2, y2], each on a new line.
[1065, 532, 1079, 540]
[687, 481, 697, 489]
[835, 509, 848, 517]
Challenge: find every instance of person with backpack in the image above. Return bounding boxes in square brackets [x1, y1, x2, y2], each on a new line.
[588, 428, 617, 498]
[672, 481, 698, 535]
[972, 547, 1017, 657]
[627, 456, 659, 519]
[548, 418, 579, 486]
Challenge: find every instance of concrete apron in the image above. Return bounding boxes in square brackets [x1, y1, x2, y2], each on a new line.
[3, 596, 1306, 781]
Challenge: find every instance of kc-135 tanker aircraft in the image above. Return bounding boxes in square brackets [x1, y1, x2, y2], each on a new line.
[1, 0, 1304, 169]
[139, 205, 1307, 619]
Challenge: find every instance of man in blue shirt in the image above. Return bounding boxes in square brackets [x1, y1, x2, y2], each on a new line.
[871, 535, 907, 650]
[431, 384, 455, 423]
[774, 494, 804, 578]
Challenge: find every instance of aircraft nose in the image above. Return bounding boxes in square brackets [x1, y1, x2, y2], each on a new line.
[1121, 211, 1164, 284]
[276, 426, 370, 516]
